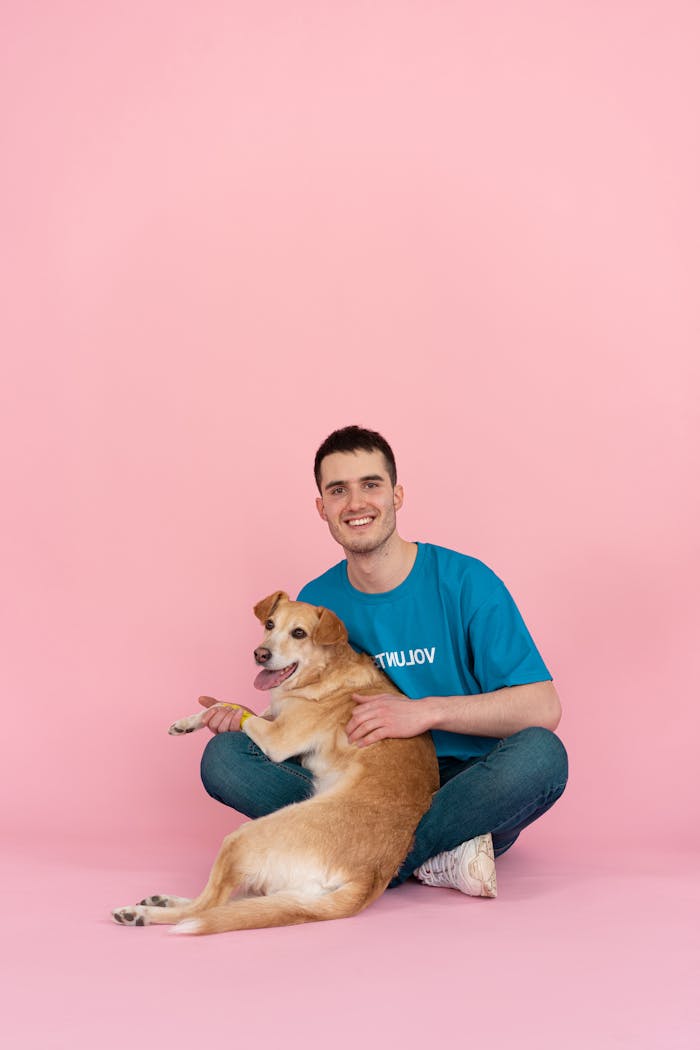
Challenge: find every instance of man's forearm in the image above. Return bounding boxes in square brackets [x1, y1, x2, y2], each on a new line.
[347, 681, 561, 746]
[424, 681, 561, 738]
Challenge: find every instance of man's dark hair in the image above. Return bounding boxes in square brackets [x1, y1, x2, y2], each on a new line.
[314, 426, 397, 492]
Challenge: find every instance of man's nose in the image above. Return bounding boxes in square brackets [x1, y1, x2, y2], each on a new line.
[345, 484, 366, 510]
[254, 647, 271, 665]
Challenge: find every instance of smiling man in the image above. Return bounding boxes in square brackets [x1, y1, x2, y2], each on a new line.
[200, 426, 568, 897]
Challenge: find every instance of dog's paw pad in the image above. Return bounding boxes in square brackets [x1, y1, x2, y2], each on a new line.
[168, 723, 195, 735]
[112, 906, 148, 926]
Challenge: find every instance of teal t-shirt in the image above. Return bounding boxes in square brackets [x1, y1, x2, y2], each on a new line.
[297, 542, 551, 761]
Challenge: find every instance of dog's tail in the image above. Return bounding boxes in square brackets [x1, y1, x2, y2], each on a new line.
[171, 881, 380, 936]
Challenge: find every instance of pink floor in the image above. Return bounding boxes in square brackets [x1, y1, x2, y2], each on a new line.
[4, 831, 698, 1050]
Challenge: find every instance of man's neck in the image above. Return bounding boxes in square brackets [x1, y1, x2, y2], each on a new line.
[345, 534, 418, 594]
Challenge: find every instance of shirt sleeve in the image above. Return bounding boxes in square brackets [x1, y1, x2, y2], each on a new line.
[467, 581, 552, 691]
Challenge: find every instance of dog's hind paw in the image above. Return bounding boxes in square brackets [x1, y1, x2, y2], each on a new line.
[112, 905, 149, 926]
[139, 894, 191, 908]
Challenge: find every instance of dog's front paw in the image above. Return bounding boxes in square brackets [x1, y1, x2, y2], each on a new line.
[168, 712, 205, 735]
[112, 905, 149, 926]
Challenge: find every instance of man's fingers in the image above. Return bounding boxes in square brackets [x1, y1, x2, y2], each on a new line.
[348, 715, 384, 743]
[354, 725, 389, 748]
[216, 713, 238, 733]
[201, 708, 222, 732]
[201, 705, 243, 734]
[198, 697, 253, 733]
[346, 706, 375, 735]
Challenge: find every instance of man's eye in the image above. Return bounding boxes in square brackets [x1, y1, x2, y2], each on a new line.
[330, 487, 344, 496]
[265, 620, 274, 630]
[291, 628, 307, 639]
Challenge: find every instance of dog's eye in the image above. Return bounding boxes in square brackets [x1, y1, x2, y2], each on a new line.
[265, 619, 274, 631]
[291, 628, 307, 639]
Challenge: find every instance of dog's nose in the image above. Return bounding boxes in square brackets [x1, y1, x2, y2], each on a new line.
[254, 647, 272, 665]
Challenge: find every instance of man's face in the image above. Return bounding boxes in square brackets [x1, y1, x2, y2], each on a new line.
[315, 449, 404, 555]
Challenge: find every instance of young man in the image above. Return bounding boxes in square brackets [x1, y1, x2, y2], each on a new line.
[200, 426, 568, 897]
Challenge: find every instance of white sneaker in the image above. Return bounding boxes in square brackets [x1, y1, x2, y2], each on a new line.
[414, 833, 497, 897]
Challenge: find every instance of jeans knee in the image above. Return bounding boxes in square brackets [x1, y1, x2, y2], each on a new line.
[518, 726, 569, 790]
[200, 732, 248, 801]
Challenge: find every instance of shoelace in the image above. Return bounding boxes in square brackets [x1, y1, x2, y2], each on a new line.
[421, 851, 462, 881]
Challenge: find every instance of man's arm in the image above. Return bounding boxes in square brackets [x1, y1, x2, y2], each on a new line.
[346, 681, 561, 747]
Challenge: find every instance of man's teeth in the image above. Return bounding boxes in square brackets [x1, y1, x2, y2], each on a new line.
[348, 517, 373, 526]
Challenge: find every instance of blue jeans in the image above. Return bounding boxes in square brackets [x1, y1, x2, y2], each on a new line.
[200, 726, 568, 886]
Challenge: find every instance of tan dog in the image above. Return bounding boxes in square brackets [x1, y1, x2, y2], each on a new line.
[112, 591, 439, 935]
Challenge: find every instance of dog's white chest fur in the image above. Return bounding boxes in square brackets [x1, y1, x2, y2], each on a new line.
[302, 749, 345, 796]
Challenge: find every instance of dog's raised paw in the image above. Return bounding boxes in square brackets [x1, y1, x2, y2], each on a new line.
[168, 723, 195, 735]
[112, 905, 149, 926]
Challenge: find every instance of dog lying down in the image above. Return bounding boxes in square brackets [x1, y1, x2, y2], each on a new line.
[112, 591, 439, 935]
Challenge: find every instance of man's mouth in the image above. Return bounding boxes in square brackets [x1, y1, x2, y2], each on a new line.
[254, 662, 298, 691]
[345, 516, 375, 527]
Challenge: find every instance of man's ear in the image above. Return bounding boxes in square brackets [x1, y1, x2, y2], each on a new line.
[312, 607, 348, 646]
[253, 591, 289, 623]
[315, 496, 327, 521]
[393, 483, 404, 512]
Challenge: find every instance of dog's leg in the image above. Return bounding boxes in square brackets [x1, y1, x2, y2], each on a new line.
[168, 702, 248, 736]
[112, 829, 245, 927]
[242, 713, 315, 763]
[171, 879, 380, 935]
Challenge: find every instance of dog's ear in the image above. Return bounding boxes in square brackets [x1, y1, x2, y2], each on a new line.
[254, 591, 289, 624]
[313, 607, 348, 646]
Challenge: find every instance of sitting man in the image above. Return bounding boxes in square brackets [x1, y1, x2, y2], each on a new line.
[200, 426, 568, 897]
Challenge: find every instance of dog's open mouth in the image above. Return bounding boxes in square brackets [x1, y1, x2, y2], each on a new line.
[254, 662, 298, 691]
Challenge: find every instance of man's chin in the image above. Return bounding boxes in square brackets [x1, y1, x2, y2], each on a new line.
[345, 540, 379, 554]
[340, 531, 393, 555]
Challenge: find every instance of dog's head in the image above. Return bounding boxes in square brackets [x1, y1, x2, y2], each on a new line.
[252, 591, 348, 693]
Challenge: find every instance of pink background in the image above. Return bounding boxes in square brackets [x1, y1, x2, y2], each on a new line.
[1, 3, 698, 1048]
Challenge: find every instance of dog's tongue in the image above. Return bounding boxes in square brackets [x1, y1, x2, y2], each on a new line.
[254, 666, 292, 691]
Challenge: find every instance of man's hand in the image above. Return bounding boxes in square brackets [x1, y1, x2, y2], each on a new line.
[346, 693, 432, 747]
[198, 695, 255, 734]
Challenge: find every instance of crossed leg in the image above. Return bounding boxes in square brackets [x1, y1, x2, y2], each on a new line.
[199, 725, 568, 888]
